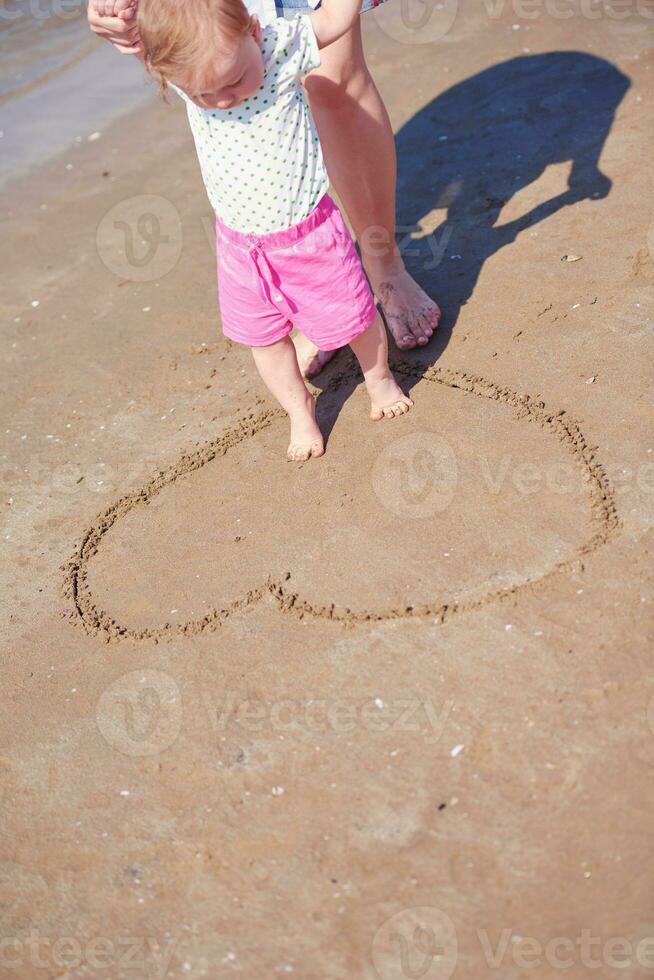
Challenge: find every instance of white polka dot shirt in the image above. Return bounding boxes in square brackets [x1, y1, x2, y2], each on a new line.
[172, 15, 329, 235]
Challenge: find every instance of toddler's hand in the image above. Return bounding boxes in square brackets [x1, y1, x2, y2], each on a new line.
[94, 0, 135, 16]
[87, 0, 142, 55]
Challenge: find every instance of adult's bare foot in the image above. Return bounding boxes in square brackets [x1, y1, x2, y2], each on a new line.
[370, 263, 441, 351]
[292, 332, 337, 379]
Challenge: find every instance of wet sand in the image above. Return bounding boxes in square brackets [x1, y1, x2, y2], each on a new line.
[1, 2, 653, 977]
[0, 2, 152, 185]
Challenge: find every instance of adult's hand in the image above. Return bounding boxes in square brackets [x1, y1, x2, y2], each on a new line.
[87, 0, 143, 56]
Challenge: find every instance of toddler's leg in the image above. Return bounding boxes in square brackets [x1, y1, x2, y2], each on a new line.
[348, 312, 414, 420]
[251, 336, 325, 461]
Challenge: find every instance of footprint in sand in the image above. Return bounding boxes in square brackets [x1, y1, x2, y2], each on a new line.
[62, 362, 620, 642]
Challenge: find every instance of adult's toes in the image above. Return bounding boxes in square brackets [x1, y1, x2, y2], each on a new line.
[395, 332, 419, 350]
[409, 319, 431, 344]
[410, 315, 433, 344]
[418, 309, 437, 332]
[426, 305, 441, 328]
[385, 315, 419, 349]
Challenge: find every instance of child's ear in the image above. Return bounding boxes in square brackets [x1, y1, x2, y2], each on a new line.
[251, 14, 263, 42]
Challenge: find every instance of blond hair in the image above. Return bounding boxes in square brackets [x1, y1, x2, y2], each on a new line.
[137, 0, 256, 94]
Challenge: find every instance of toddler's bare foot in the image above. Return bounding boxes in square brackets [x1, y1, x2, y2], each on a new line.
[287, 395, 325, 461]
[370, 263, 441, 350]
[292, 333, 336, 379]
[367, 374, 414, 421]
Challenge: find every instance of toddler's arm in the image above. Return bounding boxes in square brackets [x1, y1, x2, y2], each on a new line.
[310, 0, 363, 48]
[87, 0, 143, 57]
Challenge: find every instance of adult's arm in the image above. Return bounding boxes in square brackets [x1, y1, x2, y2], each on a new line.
[310, 0, 362, 48]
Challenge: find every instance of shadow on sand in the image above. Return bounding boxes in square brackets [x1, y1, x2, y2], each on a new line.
[313, 50, 630, 440]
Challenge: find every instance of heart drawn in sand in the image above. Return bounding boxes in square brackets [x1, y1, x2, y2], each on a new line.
[62, 361, 620, 643]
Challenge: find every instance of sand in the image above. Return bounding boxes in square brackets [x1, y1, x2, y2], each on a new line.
[1, 2, 653, 977]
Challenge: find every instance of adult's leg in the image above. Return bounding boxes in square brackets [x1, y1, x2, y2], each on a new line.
[295, 17, 440, 375]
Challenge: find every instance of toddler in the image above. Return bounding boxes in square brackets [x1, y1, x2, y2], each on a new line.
[97, 0, 413, 460]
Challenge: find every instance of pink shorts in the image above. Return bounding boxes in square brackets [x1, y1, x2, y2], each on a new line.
[214, 193, 378, 350]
